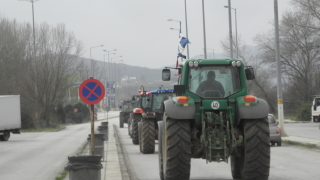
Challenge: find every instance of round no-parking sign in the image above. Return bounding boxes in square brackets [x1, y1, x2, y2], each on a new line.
[79, 79, 105, 105]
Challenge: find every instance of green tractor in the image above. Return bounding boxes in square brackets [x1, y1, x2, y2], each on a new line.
[158, 59, 270, 180]
[119, 100, 134, 128]
[138, 88, 175, 154]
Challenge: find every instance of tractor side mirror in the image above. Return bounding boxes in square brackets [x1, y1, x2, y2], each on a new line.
[162, 69, 171, 81]
[245, 67, 255, 80]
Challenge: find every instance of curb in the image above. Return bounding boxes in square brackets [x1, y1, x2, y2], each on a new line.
[282, 138, 320, 148]
[53, 126, 66, 132]
[113, 125, 139, 180]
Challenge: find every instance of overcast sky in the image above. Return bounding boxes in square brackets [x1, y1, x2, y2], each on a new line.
[0, 0, 293, 69]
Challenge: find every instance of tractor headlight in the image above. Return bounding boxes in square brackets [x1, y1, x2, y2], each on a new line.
[231, 61, 237, 67]
[236, 61, 241, 67]
[193, 61, 199, 67]
[188, 61, 194, 67]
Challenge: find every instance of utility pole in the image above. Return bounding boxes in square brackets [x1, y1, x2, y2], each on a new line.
[274, 0, 287, 136]
[202, 0, 207, 59]
[184, 0, 189, 59]
[228, 0, 234, 59]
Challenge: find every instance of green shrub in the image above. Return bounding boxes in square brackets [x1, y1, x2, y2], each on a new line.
[296, 103, 312, 121]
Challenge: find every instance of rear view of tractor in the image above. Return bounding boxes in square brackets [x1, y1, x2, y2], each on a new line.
[158, 59, 270, 180]
[119, 100, 134, 128]
[138, 88, 175, 154]
[130, 86, 151, 145]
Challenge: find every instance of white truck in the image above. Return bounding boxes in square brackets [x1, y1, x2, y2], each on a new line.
[0, 95, 21, 141]
[311, 95, 320, 122]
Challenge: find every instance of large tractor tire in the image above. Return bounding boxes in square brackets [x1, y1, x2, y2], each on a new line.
[0, 131, 10, 141]
[132, 113, 141, 145]
[140, 118, 156, 154]
[158, 121, 164, 180]
[231, 155, 242, 179]
[240, 119, 270, 180]
[163, 114, 191, 180]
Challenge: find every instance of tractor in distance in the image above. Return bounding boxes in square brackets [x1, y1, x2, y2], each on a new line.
[138, 88, 175, 154]
[158, 59, 270, 180]
[119, 100, 134, 128]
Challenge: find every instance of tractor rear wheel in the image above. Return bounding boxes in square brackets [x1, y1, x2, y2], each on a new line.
[141, 118, 155, 154]
[240, 119, 270, 180]
[132, 113, 141, 145]
[163, 114, 191, 180]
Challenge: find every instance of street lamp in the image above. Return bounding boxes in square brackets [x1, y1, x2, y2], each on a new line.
[225, 0, 234, 59]
[110, 56, 122, 81]
[90, 45, 104, 77]
[103, 49, 117, 82]
[20, 0, 40, 62]
[168, 19, 189, 59]
[225, 5, 238, 59]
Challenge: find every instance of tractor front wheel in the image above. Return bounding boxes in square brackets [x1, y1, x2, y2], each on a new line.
[132, 113, 141, 145]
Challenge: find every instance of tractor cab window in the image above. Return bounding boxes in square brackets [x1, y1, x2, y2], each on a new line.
[188, 65, 241, 98]
[151, 93, 174, 112]
[141, 96, 150, 109]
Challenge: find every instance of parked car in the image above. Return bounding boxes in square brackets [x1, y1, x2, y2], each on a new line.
[268, 114, 282, 146]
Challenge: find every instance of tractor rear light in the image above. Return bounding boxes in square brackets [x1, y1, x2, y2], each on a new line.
[146, 112, 155, 116]
[244, 95, 256, 102]
[276, 127, 280, 134]
[177, 96, 188, 103]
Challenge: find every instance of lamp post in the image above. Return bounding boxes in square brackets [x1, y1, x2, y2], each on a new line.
[184, 0, 189, 59]
[274, 0, 287, 136]
[20, 0, 39, 61]
[201, 0, 207, 59]
[226, 0, 234, 59]
[168, 19, 189, 59]
[103, 49, 117, 81]
[90, 45, 103, 77]
[110, 56, 122, 81]
[224, 5, 238, 59]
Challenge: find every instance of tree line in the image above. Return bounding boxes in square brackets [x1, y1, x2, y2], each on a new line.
[0, 16, 84, 128]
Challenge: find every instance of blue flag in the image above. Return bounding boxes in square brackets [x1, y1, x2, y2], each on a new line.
[177, 32, 190, 59]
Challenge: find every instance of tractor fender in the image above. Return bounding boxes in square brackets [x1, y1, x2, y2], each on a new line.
[163, 99, 195, 120]
[236, 98, 269, 125]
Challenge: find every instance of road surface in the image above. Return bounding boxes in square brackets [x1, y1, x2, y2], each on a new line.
[116, 122, 320, 180]
[0, 111, 119, 180]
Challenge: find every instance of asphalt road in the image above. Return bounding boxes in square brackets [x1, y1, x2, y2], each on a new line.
[283, 122, 320, 139]
[116, 122, 320, 180]
[0, 111, 119, 180]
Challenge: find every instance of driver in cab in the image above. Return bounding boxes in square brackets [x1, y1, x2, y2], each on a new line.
[196, 71, 225, 97]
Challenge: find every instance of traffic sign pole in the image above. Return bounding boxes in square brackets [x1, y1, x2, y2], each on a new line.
[89, 77, 95, 155]
[78, 77, 105, 155]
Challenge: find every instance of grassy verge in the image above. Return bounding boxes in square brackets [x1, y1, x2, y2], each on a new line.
[55, 142, 89, 180]
[21, 125, 66, 132]
[283, 140, 317, 149]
